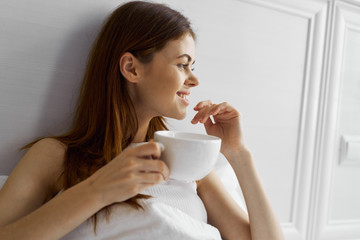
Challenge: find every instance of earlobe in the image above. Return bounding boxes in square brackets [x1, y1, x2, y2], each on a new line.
[119, 52, 139, 83]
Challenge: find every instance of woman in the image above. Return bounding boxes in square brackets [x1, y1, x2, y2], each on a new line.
[0, 1, 284, 239]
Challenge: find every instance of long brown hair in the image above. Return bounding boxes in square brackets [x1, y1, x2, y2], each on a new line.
[24, 0, 195, 230]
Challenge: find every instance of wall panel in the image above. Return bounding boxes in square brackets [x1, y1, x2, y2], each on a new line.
[167, 1, 328, 239]
[308, 1, 360, 239]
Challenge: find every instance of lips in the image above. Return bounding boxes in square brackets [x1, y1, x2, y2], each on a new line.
[177, 93, 188, 100]
[176, 91, 190, 105]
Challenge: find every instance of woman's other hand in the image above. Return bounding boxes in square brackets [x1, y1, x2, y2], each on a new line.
[85, 142, 169, 206]
[191, 101, 248, 158]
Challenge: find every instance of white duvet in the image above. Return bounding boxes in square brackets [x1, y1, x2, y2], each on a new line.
[62, 199, 222, 240]
[0, 153, 245, 240]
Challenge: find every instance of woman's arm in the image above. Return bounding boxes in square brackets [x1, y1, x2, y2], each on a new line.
[197, 170, 251, 240]
[0, 138, 103, 240]
[0, 139, 169, 240]
[0, 177, 103, 240]
[198, 151, 283, 240]
[228, 149, 283, 239]
[193, 101, 284, 240]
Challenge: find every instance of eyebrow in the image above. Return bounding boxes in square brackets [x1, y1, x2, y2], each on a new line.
[177, 54, 195, 64]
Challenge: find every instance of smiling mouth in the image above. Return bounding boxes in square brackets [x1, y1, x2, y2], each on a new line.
[176, 92, 190, 106]
[177, 93, 188, 100]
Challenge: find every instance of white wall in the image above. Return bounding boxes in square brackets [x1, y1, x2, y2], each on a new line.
[1, 0, 360, 239]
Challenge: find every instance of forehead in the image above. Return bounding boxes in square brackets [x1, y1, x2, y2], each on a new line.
[157, 34, 195, 61]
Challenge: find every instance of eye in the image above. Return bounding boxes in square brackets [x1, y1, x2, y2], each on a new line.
[177, 63, 195, 72]
[178, 63, 188, 69]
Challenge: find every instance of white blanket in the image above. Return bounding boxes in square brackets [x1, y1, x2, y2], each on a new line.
[0, 175, 7, 189]
[1, 153, 246, 239]
[62, 199, 222, 240]
[1, 174, 222, 239]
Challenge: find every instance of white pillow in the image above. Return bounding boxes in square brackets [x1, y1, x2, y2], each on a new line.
[0, 175, 8, 189]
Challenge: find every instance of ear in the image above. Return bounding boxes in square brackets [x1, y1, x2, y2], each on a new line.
[119, 52, 141, 83]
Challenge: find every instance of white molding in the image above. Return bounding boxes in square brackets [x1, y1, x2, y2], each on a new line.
[339, 135, 360, 166]
[347, 22, 360, 32]
[236, 0, 329, 239]
[239, 0, 329, 19]
[338, 0, 360, 9]
[329, 219, 360, 225]
[308, 1, 360, 239]
[291, 4, 329, 240]
[320, 223, 360, 240]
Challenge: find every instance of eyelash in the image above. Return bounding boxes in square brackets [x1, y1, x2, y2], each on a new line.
[178, 64, 195, 72]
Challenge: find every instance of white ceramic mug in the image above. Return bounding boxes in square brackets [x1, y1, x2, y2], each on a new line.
[154, 130, 221, 181]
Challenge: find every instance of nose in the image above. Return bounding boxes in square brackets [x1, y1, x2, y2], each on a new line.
[185, 72, 199, 88]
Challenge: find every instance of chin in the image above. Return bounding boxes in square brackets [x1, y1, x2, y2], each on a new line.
[167, 111, 187, 120]
[177, 114, 187, 120]
[177, 110, 187, 120]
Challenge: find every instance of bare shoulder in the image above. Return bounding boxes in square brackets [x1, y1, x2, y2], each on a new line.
[0, 138, 67, 226]
[21, 138, 67, 179]
[21, 138, 67, 191]
[30, 137, 67, 157]
[1, 138, 67, 199]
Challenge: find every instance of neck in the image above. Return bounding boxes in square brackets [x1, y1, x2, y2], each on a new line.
[133, 119, 150, 143]
[127, 89, 156, 143]
[132, 107, 154, 143]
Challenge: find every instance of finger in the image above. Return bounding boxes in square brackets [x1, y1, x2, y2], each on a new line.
[130, 141, 163, 159]
[200, 104, 221, 123]
[148, 139, 165, 157]
[192, 104, 218, 124]
[207, 103, 229, 121]
[138, 172, 167, 184]
[203, 117, 214, 130]
[191, 105, 211, 123]
[137, 160, 170, 180]
[193, 100, 213, 110]
[211, 103, 241, 120]
[209, 104, 222, 116]
[203, 102, 236, 120]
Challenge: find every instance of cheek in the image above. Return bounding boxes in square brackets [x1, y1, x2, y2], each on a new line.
[158, 71, 181, 92]
[144, 66, 182, 100]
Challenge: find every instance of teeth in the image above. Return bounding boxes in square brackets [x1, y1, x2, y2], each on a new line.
[178, 94, 188, 100]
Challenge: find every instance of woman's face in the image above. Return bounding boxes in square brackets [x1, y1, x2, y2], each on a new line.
[132, 34, 199, 120]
